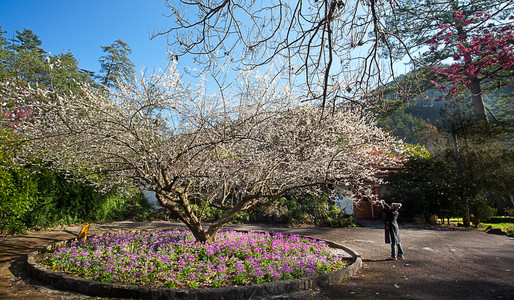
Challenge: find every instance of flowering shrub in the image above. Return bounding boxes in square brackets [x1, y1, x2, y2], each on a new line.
[39, 230, 348, 288]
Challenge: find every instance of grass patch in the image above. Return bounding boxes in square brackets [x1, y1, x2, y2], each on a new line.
[478, 223, 514, 235]
[438, 217, 514, 236]
[437, 217, 463, 224]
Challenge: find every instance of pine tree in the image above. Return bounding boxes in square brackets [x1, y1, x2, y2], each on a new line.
[98, 39, 135, 88]
[5, 28, 47, 86]
[0, 27, 9, 80]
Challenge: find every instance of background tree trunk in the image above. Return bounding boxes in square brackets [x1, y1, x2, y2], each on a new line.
[469, 78, 488, 123]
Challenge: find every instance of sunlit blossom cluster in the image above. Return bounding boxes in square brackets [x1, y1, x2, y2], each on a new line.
[39, 230, 347, 288]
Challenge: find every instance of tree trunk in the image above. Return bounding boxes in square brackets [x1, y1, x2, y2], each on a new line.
[206, 194, 262, 242]
[468, 77, 488, 123]
[451, 125, 470, 227]
[103, 61, 114, 87]
[155, 191, 213, 243]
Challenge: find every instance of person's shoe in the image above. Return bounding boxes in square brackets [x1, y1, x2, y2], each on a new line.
[388, 257, 397, 261]
[398, 256, 405, 260]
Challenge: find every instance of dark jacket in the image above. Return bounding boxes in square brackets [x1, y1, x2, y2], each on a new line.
[381, 202, 400, 244]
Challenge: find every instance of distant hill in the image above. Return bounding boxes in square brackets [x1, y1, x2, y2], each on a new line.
[377, 83, 513, 144]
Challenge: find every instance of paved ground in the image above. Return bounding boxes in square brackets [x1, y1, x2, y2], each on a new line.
[1, 220, 513, 299]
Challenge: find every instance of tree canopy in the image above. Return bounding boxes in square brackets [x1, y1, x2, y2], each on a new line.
[153, 0, 406, 112]
[2, 64, 402, 241]
[98, 39, 135, 88]
[385, 0, 514, 121]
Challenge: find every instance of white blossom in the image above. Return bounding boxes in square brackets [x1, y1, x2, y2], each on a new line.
[1, 67, 402, 242]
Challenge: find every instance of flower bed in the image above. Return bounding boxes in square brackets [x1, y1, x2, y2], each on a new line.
[37, 230, 348, 289]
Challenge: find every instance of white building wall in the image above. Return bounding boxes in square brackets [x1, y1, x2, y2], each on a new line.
[334, 191, 354, 215]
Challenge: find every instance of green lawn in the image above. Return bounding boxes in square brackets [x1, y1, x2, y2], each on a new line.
[437, 217, 463, 224]
[437, 217, 514, 236]
[478, 222, 514, 235]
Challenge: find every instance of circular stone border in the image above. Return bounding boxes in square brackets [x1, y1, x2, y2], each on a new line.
[26, 230, 362, 300]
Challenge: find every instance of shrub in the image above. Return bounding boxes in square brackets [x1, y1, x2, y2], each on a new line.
[272, 194, 354, 227]
[0, 164, 152, 234]
[155, 193, 354, 228]
[470, 196, 496, 225]
[502, 207, 514, 217]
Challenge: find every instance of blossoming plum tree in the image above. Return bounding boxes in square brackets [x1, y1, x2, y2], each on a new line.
[1, 66, 401, 242]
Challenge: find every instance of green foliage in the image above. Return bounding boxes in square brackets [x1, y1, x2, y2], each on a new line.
[470, 196, 496, 224]
[377, 104, 434, 144]
[488, 90, 514, 145]
[491, 91, 514, 126]
[0, 164, 38, 233]
[0, 28, 94, 95]
[479, 222, 514, 236]
[98, 39, 135, 88]
[178, 193, 354, 227]
[402, 143, 431, 159]
[502, 207, 514, 217]
[48, 51, 94, 94]
[0, 27, 11, 80]
[0, 28, 151, 234]
[8, 28, 45, 53]
[273, 194, 354, 227]
[0, 163, 152, 234]
[385, 135, 513, 224]
[323, 204, 355, 227]
[4, 29, 47, 86]
[192, 204, 251, 224]
[384, 155, 462, 222]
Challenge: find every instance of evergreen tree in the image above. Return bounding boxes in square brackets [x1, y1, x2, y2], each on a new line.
[0, 27, 9, 80]
[4, 28, 48, 86]
[0, 28, 95, 94]
[98, 39, 135, 88]
[434, 91, 514, 225]
[49, 51, 94, 94]
[8, 28, 45, 53]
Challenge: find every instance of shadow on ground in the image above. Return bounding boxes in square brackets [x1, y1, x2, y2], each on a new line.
[1, 221, 513, 300]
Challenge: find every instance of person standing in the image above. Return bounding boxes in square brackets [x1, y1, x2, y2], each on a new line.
[380, 200, 404, 260]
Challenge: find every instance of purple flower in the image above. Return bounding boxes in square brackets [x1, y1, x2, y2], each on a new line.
[39, 229, 347, 288]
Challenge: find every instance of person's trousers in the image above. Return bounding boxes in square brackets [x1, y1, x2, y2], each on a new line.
[391, 243, 404, 258]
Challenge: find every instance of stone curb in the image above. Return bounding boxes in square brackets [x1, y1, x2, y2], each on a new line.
[26, 231, 362, 300]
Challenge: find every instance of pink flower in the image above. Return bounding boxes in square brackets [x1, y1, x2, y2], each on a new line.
[454, 11, 465, 21]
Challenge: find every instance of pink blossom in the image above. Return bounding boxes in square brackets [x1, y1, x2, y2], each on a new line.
[454, 11, 465, 21]
[427, 11, 513, 99]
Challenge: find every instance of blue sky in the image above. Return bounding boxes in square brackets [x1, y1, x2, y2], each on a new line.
[1, 0, 174, 74]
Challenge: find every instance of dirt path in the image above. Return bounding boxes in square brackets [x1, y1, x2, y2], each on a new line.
[1, 221, 513, 299]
